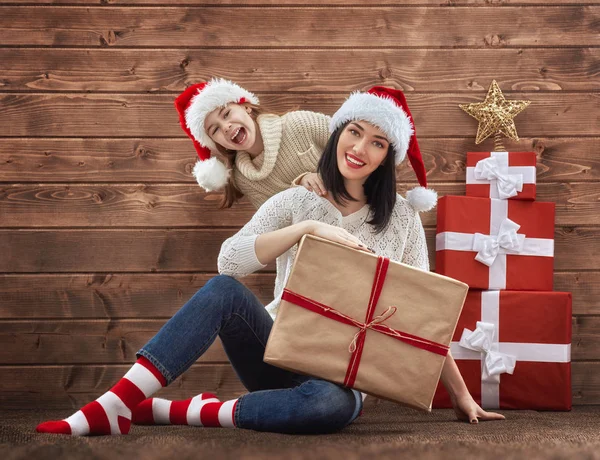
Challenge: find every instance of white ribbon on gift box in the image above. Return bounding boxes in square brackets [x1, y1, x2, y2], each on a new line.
[474, 156, 523, 199]
[450, 291, 571, 409]
[459, 321, 517, 381]
[466, 152, 536, 199]
[436, 199, 554, 290]
[473, 217, 525, 267]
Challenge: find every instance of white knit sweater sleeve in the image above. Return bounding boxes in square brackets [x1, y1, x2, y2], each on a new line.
[217, 188, 296, 278]
[400, 209, 430, 271]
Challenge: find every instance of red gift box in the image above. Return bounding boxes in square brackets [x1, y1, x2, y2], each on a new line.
[436, 195, 554, 291]
[433, 290, 572, 410]
[466, 151, 537, 201]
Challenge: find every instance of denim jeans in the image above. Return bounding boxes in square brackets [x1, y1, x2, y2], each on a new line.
[137, 274, 362, 434]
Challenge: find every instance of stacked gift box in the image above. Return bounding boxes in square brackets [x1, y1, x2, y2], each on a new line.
[433, 151, 573, 410]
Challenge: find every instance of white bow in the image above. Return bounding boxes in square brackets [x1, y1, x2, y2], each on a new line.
[459, 322, 517, 382]
[474, 156, 524, 199]
[472, 218, 525, 266]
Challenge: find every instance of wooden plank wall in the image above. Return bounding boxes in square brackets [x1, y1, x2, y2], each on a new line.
[0, 1, 598, 409]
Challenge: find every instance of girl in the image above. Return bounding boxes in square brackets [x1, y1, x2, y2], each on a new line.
[37, 87, 503, 436]
[176, 78, 330, 209]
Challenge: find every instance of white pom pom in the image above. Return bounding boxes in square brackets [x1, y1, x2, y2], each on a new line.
[406, 186, 438, 212]
[192, 157, 231, 192]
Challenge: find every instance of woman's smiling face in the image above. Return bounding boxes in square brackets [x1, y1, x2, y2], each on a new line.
[204, 103, 257, 151]
[336, 121, 391, 181]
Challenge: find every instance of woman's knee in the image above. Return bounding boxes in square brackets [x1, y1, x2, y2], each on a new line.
[297, 380, 358, 433]
[204, 274, 244, 292]
[200, 275, 250, 302]
[188, 275, 249, 315]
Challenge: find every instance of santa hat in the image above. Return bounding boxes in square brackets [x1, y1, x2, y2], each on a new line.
[174, 79, 259, 191]
[329, 86, 437, 212]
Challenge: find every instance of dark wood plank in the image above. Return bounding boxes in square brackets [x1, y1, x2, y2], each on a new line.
[0, 273, 276, 318]
[0, 364, 246, 409]
[0, 138, 195, 183]
[1, 182, 598, 227]
[0, 320, 230, 364]
[1, 316, 597, 363]
[1, 6, 598, 47]
[555, 272, 600, 315]
[0, 227, 598, 272]
[0, 93, 598, 137]
[0, 272, 596, 319]
[0, 271, 594, 318]
[2, 1, 598, 5]
[572, 316, 600, 362]
[0, 361, 596, 409]
[0, 229, 240, 273]
[1, 137, 598, 183]
[572, 361, 600, 406]
[2, 48, 598, 92]
[0, 184, 255, 227]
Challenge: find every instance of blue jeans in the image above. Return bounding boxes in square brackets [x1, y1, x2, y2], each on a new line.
[137, 274, 362, 434]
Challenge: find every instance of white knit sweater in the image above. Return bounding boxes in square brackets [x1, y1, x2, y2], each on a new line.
[218, 187, 430, 320]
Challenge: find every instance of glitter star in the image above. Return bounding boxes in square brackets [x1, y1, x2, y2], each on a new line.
[460, 80, 531, 144]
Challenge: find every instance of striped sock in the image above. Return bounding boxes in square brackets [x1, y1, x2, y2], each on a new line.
[132, 393, 237, 428]
[36, 357, 167, 436]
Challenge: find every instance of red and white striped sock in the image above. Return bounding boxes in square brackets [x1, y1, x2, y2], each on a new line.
[36, 357, 167, 436]
[132, 393, 237, 428]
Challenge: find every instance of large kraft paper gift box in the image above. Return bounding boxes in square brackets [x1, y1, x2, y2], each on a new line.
[436, 195, 555, 291]
[466, 151, 537, 201]
[264, 235, 469, 411]
[433, 290, 572, 410]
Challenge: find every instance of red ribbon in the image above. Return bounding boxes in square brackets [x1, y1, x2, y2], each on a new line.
[281, 256, 449, 388]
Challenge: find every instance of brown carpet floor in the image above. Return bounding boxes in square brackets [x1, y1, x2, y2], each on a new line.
[2, 402, 600, 460]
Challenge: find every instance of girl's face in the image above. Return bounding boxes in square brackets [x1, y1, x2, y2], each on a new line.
[336, 121, 390, 181]
[204, 103, 257, 151]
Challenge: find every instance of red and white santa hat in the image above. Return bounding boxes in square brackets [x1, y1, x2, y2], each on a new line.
[329, 86, 437, 212]
[174, 79, 259, 191]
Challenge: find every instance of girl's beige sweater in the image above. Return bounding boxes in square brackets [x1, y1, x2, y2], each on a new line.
[233, 111, 330, 208]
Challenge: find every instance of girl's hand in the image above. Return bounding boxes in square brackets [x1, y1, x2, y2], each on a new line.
[450, 392, 506, 424]
[308, 221, 371, 253]
[300, 173, 327, 196]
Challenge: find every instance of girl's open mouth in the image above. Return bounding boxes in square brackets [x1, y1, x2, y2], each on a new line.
[231, 127, 247, 145]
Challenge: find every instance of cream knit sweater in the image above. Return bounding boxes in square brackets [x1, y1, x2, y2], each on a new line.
[233, 111, 330, 208]
[218, 187, 430, 320]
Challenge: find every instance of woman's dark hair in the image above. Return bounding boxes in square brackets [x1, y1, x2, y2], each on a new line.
[317, 121, 397, 234]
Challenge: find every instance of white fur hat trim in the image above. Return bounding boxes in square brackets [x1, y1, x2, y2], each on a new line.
[192, 156, 231, 192]
[185, 78, 259, 152]
[329, 92, 413, 165]
[406, 186, 438, 212]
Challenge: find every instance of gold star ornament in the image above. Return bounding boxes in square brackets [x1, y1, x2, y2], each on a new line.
[460, 80, 531, 145]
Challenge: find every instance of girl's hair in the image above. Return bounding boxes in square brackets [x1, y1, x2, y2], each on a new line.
[211, 103, 263, 208]
[317, 121, 397, 234]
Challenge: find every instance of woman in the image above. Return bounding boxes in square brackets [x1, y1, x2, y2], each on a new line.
[37, 87, 503, 436]
[177, 78, 330, 209]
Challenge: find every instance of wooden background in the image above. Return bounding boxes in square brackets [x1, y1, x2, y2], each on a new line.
[0, 1, 598, 409]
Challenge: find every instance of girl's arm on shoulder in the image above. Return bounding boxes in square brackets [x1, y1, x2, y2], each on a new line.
[284, 110, 331, 152]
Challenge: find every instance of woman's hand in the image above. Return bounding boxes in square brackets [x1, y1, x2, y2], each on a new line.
[300, 173, 327, 196]
[308, 221, 371, 253]
[450, 392, 506, 424]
